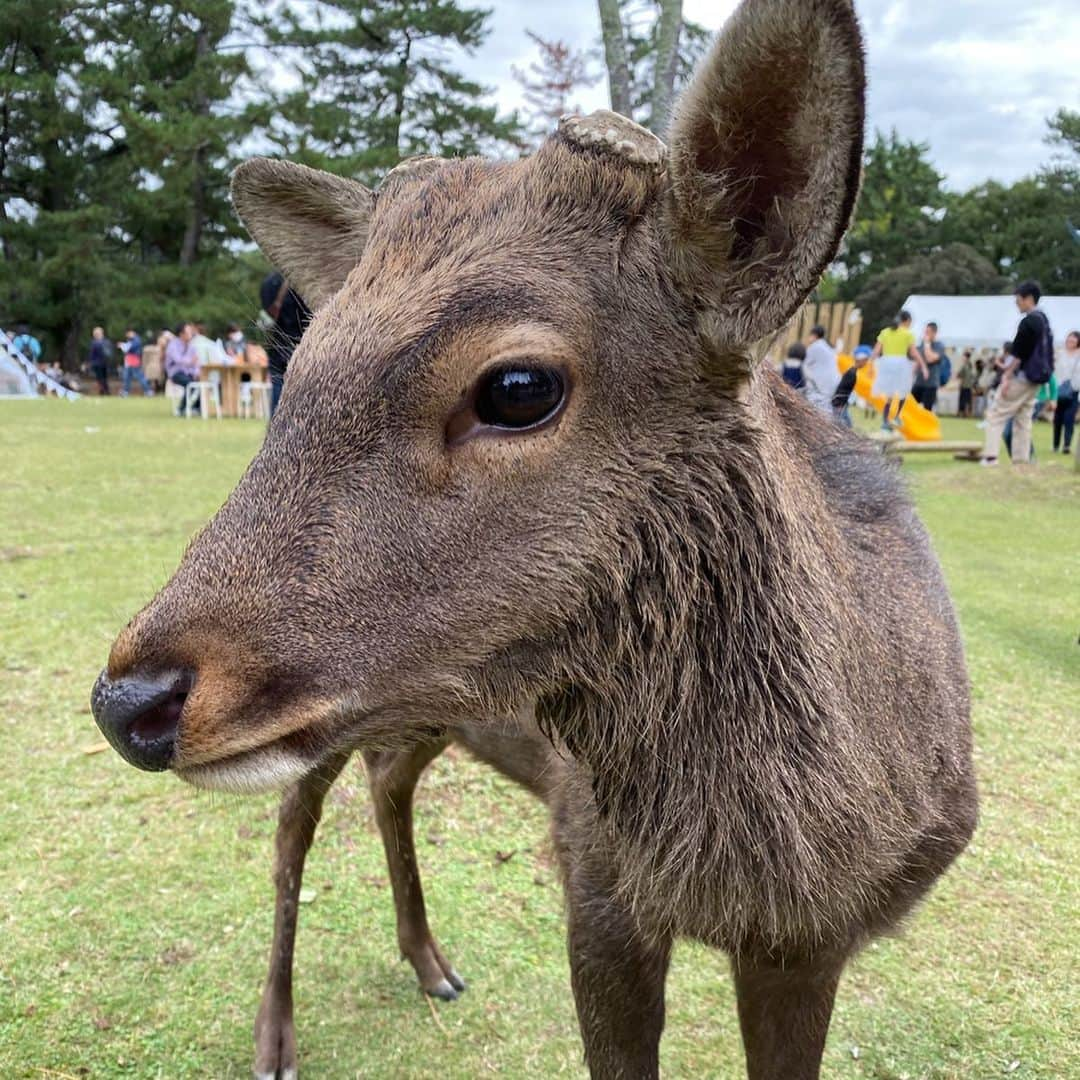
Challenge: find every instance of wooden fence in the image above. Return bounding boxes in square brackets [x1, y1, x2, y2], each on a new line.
[772, 302, 863, 358]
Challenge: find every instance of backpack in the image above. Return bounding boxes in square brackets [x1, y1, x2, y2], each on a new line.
[1021, 311, 1054, 384]
[938, 353, 952, 387]
[14, 334, 41, 361]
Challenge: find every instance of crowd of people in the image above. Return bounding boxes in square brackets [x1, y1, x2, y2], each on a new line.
[777, 280, 1078, 463]
[82, 320, 260, 401]
[5, 272, 311, 417]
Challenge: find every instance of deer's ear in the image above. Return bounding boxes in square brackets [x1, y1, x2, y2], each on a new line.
[664, 0, 865, 347]
[231, 159, 375, 310]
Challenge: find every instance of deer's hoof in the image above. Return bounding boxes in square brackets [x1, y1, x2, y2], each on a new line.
[253, 997, 297, 1080]
[427, 970, 466, 1001]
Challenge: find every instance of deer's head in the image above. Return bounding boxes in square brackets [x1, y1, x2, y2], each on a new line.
[91, 0, 865, 792]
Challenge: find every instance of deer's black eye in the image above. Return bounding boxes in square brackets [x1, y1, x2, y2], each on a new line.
[474, 367, 565, 430]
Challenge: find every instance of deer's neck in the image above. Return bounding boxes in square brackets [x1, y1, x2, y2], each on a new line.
[539, 394, 882, 950]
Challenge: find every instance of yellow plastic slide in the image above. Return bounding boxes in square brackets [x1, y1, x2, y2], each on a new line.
[837, 354, 941, 442]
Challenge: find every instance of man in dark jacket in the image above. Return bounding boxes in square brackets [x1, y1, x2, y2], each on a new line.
[260, 272, 311, 416]
[981, 281, 1053, 466]
[88, 327, 112, 395]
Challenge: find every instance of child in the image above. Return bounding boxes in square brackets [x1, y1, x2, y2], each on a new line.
[782, 343, 806, 391]
[832, 345, 871, 427]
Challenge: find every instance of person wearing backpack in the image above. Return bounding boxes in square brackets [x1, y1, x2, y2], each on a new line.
[12, 324, 42, 363]
[980, 281, 1054, 466]
[912, 321, 945, 413]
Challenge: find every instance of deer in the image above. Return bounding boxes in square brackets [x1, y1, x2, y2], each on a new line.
[89, 1, 978, 1076]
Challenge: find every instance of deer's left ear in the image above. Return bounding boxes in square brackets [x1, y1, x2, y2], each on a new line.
[664, 0, 865, 347]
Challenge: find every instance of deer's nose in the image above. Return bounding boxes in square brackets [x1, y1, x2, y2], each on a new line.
[90, 668, 193, 771]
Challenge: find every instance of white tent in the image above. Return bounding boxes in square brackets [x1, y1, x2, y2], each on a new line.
[901, 295, 1080, 352]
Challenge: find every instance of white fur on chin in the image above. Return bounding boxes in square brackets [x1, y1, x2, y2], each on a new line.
[178, 745, 311, 794]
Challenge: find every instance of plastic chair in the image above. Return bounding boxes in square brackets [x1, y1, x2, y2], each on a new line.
[186, 374, 221, 420]
[248, 380, 272, 420]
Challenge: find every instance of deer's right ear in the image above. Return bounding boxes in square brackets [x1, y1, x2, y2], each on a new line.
[663, 0, 865, 351]
[231, 158, 375, 310]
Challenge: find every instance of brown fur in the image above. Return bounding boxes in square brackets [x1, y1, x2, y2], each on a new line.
[96, 2, 977, 1076]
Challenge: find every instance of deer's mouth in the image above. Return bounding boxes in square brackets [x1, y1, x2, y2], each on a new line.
[176, 738, 314, 794]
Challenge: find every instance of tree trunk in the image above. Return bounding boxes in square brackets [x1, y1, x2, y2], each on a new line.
[648, 0, 683, 135]
[389, 34, 412, 162]
[0, 35, 19, 262]
[597, 0, 632, 118]
[180, 24, 210, 267]
[61, 315, 83, 372]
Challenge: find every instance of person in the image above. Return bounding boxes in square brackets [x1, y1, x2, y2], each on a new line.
[164, 322, 201, 413]
[88, 326, 112, 395]
[911, 322, 945, 413]
[1052, 330, 1080, 455]
[12, 324, 42, 363]
[119, 328, 153, 397]
[260, 271, 311, 415]
[803, 324, 840, 413]
[871, 310, 927, 432]
[191, 322, 225, 366]
[781, 342, 806, 390]
[831, 345, 871, 427]
[957, 350, 976, 418]
[224, 324, 246, 360]
[980, 281, 1055, 467]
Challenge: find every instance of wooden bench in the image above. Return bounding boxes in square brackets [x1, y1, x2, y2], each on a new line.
[881, 440, 983, 462]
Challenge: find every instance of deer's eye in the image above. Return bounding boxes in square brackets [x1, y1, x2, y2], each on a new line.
[474, 367, 564, 430]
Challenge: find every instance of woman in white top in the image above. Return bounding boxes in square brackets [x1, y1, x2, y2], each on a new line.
[1053, 329, 1080, 454]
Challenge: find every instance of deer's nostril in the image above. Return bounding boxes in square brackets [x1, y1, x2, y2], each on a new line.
[91, 668, 193, 772]
[129, 688, 188, 749]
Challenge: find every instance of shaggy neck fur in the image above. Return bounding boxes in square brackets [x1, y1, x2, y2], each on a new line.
[530, 377, 919, 955]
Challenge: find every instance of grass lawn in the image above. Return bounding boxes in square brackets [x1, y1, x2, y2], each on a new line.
[1, 397, 1077, 1079]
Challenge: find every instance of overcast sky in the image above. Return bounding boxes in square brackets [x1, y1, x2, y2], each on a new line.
[455, 0, 1080, 191]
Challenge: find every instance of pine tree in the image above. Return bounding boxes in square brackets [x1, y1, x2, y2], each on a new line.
[0, 0, 133, 364]
[0, 0, 263, 364]
[259, 0, 524, 183]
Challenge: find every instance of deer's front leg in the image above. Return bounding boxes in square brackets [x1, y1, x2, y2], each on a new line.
[731, 950, 846, 1080]
[253, 750, 351, 1080]
[364, 739, 465, 1000]
[556, 808, 672, 1079]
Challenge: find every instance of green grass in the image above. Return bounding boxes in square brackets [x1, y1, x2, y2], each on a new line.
[1, 398, 1077, 1079]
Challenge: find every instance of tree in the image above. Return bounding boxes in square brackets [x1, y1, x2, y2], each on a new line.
[942, 175, 1080, 295]
[644, 0, 681, 133]
[0, 1, 135, 365]
[107, 1, 256, 266]
[260, 0, 524, 183]
[854, 243, 1008, 343]
[0, 1, 263, 365]
[597, 1, 706, 133]
[512, 32, 597, 145]
[3, 0, 524, 366]
[940, 110, 1080, 295]
[835, 131, 948, 302]
[1047, 107, 1080, 158]
[597, 0, 632, 117]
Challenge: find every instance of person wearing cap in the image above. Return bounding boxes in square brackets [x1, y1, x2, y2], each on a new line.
[832, 346, 871, 427]
[803, 324, 840, 413]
